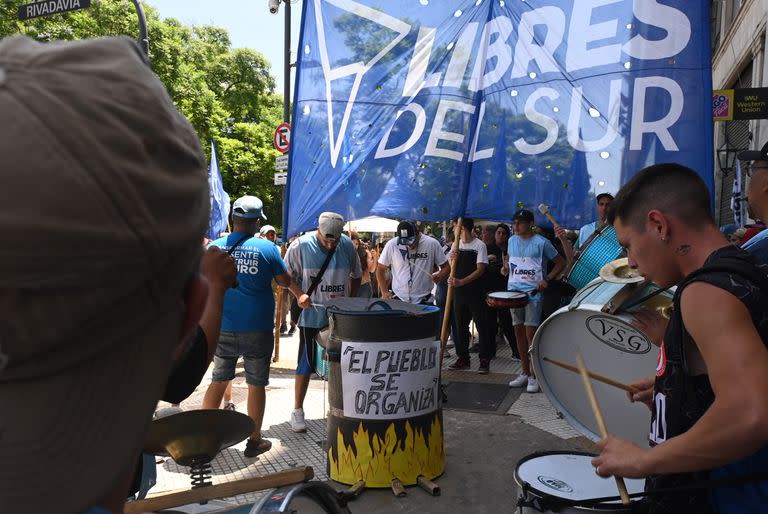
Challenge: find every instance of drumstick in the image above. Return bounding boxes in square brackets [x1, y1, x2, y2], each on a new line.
[576, 353, 631, 506]
[543, 357, 639, 394]
[537, 203, 558, 226]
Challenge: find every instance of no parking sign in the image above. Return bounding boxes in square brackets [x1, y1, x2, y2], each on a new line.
[273, 123, 291, 154]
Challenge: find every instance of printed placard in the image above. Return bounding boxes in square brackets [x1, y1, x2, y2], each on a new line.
[340, 338, 440, 420]
[713, 89, 734, 121]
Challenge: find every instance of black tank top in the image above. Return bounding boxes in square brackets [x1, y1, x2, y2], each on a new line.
[645, 246, 768, 514]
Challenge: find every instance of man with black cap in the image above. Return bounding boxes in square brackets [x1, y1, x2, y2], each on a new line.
[376, 220, 449, 304]
[203, 195, 297, 458]
[504, 209, 565, 392]
[0, 36, 212, 514]
[740, 141, 768, 263]
[556, 192, 614, 266]
[283, 212, 362, 432]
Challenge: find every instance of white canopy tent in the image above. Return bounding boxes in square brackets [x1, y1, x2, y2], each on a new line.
[345, 216, 399, 233]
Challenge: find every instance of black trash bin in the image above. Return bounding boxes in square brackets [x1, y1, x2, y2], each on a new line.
[322, 298, 445, 487]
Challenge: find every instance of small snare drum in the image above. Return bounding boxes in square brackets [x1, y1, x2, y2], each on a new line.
[515, 451, 645, 513]
[486, 291, 529, 309]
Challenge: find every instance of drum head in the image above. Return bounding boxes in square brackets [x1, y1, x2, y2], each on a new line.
[488, 291, 527, 299]
[515, 452, 644, 503]
[532, 305, 659, 445]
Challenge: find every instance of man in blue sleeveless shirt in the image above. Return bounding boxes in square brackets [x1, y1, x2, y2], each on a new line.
[591, 163, 768, 514]
[283, 212, 362, 432]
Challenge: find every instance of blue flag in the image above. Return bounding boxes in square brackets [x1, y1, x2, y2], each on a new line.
[207, 139, 230, 239]
[286, 0, 713, 236]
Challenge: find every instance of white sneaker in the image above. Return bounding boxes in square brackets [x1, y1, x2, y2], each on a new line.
[290, 408, 307, 433]
[526, 377, 540, 393]
[509, 373, 529, 387]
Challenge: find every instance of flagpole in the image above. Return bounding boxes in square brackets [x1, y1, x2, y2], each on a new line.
[439, 218, 463, 364]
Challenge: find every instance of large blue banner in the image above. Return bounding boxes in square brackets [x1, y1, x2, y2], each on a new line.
[286, 0, 713, 236]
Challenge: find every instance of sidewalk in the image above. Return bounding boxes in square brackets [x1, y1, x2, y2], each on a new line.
[150, 328, 592, 510]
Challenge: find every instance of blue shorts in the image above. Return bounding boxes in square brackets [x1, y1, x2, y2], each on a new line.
[512, 296, 543, 327]
[211, 330, 273, 386]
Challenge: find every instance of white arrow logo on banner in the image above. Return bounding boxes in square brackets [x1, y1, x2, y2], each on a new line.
[314, 0, 411, 168]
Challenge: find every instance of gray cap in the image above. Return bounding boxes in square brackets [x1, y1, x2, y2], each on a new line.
[0, 36, 208, 513]
[319, 212, 345, 239]
[233, 195, 267, 220]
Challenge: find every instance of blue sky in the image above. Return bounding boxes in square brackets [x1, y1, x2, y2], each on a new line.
[146, 0, 302, 97]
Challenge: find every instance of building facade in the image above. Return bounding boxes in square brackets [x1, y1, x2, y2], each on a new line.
[711, 0, 768, 225]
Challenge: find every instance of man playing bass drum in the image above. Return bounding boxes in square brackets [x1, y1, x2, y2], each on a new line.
[592, 163, 768, 514]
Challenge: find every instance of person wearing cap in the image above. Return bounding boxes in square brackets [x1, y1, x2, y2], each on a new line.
[376, 221, 449, 304]
[504, 209, 565, 392]
[260, 224, 278, 243]
[283, 212, 362, 432]
[740, 141, 768, 263]
[0, 36, 215, 514]
[446, 218, 492, 373]
[202, 196, 297, 458]
[555, 192, 614, 267]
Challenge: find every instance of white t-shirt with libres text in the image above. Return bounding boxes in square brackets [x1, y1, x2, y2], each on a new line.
[378, 235, 447, 303]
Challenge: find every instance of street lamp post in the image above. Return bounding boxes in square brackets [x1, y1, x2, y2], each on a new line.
[269, 0, 293, 362]
[283, 0, 291, 124]
[128, 0, 149, 58]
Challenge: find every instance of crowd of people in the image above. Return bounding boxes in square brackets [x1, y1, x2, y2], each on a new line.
[2, 36, 766, 514]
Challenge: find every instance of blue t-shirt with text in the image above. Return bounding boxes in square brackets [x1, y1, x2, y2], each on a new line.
[210, 232, 287, 332]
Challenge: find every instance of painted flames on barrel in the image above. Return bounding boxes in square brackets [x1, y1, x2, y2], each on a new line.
[328, 413, 444, 486]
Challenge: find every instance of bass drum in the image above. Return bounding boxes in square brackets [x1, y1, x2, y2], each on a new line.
[531, 278, 672, 445]
[515, 451, 645, 513]
[250, 482, 351, 514]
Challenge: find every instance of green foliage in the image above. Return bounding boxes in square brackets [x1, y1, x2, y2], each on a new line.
[0, 0, 285, 228]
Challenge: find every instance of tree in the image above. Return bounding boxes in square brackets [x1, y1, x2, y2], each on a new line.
[0, 0, 285, 228]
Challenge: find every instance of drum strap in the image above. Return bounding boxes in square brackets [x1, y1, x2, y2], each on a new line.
[516, 472, 768, 512]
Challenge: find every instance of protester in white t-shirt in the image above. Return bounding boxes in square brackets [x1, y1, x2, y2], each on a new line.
[447, 218, 492, 374]
[377, 221, 449, 304]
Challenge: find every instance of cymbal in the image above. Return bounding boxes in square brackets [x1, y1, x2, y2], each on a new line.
[144, 410, 255, 466]
[599, 258, 644, 284]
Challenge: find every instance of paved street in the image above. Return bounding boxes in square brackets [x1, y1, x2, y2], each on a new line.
[150, 329, 594, 511]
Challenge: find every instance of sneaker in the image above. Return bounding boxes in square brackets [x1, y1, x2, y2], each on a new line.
[478, 359, 490, 374]
[290, 408, 307, 433]
[244, 438, 272, 458]
[223, 401, 236, 411]
[445, 340, 455, 349]
[509, 373, 529, 387]
[447, 358, 470, 370]
[526, 377, 540, 393]
[287, 324, 296, 336]
[279, 325, 288, 334]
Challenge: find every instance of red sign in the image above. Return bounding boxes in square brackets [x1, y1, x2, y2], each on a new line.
[273, 123, 291, 153]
